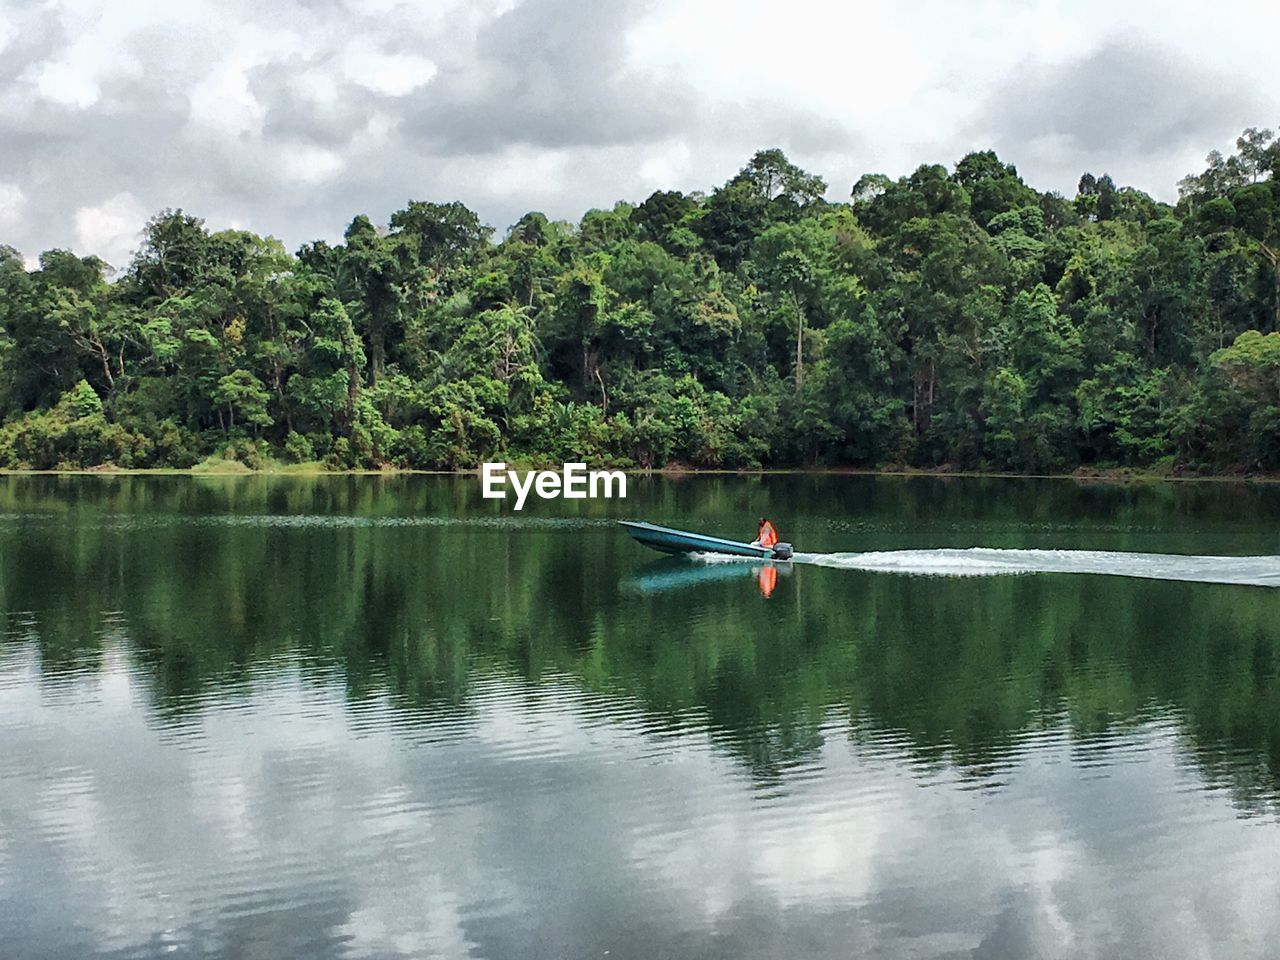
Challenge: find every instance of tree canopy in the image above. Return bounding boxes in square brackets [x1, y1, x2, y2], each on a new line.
[3, 136, 1280, 473]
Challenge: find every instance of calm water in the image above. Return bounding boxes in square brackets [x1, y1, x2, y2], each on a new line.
[3, 474, 1280, 959]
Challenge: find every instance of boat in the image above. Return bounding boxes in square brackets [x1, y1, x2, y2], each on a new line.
[618, 520, 794, 560]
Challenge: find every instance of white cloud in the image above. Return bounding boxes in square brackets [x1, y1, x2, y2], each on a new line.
[639, 141, 692, 188]
[74, 192, 149, 268]
[0, 182, 28, 240]
[1, 0, 1279, 262]
[0, 14, 15, 56]
[5, 646, 1280, 959]
[342, 40, 438, 97]
[23, 60, 101, 109]
[277, 143, 345, 185]
[435, 144, 574, 206]
[186, 54, 267, 139]
[632, 0, 1280, 196]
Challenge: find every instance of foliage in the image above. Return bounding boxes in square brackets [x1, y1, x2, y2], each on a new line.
[3, 136, 1280, 472]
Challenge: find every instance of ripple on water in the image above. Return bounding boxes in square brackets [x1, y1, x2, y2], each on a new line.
[3, 618, 1280, 958]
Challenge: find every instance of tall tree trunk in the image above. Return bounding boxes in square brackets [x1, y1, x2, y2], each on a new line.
[97, 343, 114, 389]
[345, 362, 359, 436]
[77, 334, 114, 389]
[911, 363, 935, 434]
[595, 367, 608, 415]
[271, 366, 291, 433]
[365, 296, 388, 384]
[1263, 243, 1280, 331]
[793, 291, 805, 391]
[369, 321, 385, 383]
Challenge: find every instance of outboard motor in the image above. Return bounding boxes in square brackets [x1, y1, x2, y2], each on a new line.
[771, 542, 794, 560]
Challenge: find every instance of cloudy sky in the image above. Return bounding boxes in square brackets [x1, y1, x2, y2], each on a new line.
[2, 0, 1278, 270]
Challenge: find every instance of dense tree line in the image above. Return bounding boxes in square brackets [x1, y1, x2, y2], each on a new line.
[2, 130, 1280, 472]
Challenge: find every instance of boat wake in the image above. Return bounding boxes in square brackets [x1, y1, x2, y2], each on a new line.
[789, 548, 1280, 587]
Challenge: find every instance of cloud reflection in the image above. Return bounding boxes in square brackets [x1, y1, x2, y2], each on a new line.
[3, 640, 1280, 959]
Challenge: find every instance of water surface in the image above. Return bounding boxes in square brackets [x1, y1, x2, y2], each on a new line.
[2, 474, 1280, 959]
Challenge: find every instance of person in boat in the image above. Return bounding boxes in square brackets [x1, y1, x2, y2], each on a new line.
[751, 517, 779, 549]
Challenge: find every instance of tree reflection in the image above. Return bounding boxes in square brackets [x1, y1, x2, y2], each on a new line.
[2, 474, 1279, 811]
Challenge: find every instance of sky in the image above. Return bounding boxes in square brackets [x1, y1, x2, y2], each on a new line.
[1, 0, 1278, 270]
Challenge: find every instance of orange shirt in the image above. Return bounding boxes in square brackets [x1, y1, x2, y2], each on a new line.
[758, 520, 778, 548]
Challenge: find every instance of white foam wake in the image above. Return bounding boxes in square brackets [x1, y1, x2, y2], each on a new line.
[790, 548, 1280, 587]
[687, 551, 765, 565]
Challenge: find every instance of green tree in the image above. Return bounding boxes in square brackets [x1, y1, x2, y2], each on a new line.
[213, 369, 272, 432]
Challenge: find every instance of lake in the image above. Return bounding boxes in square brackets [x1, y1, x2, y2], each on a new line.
[2, 474, 1280, 959]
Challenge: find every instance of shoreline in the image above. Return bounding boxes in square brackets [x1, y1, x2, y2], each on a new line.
[2, 464, 1279, 484]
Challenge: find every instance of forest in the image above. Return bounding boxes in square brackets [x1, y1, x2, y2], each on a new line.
[1, 128, 1279, 473]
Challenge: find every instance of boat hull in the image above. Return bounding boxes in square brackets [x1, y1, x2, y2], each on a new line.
[619, 521, 786, 559]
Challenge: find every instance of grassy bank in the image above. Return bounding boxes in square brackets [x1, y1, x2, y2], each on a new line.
[3, 459, 1280, 483]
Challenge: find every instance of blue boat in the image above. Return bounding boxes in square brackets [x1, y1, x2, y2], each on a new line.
[619, 521, 794, 560]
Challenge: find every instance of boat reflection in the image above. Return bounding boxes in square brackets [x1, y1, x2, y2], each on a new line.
[621, 557, 793, 597]
[757, 563, 778, 598]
